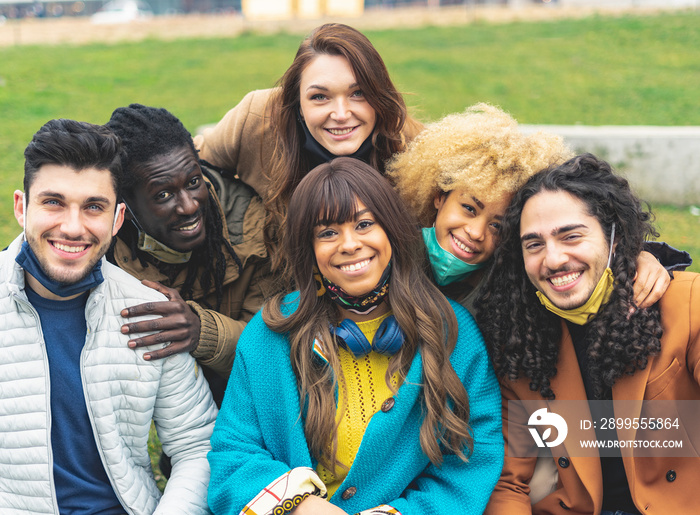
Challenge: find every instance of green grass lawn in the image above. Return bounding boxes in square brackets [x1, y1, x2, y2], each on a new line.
[2, 11, 697, 268]
[653, 205, 700, 271]
[148, 422, 167, 492]
[2, 10, 698, 490]
[1, 13, 698, 229]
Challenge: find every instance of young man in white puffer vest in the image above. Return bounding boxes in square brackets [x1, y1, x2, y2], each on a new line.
[0, 118, 217, 515]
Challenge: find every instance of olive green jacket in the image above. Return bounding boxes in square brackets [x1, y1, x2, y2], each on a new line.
[113, 165, 274, 376]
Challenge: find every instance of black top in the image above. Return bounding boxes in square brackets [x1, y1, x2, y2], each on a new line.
[567, 321, 641, 515]
[299, 116, 374, 169]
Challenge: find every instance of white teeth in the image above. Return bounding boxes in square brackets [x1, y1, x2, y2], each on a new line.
[340, 258, 370, 272]
[54, 242, 86, 253]
[177, 221, 198, 231]
[549, 272, 581, 287]
[327, 128, 353, 135]
[452, 234, 477, 254]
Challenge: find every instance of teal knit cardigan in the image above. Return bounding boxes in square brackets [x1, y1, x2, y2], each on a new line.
[208, 295, 504, 514]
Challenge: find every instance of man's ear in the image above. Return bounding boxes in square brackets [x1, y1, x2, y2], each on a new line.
[13, 190, 25, 228]
[122, 203, 134, 221]
[112, 203, 126, 236]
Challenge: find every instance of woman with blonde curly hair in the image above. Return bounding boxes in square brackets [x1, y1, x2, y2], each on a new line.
[387, 103, 670, 315]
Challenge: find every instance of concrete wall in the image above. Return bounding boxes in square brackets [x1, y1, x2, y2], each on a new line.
[520, 125, 700, 206]
[196, 122, 699, 206]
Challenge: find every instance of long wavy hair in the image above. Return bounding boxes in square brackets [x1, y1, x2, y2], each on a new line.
[263, 157, 472, 469]
[107, 103, 241, 310]
[476, 154, 663, 400]
[265, 23, 416, 273]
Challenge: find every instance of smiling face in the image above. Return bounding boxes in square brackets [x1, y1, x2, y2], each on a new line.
[299, 54, 377, 157]
[124, 146, 208, 252]
[313, 200, 392, 299]
[520, 190, 612, 310]
[14, 164, 124, 296]
[433, 188, 510, 266]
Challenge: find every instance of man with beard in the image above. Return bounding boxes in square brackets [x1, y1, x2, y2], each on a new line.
[0, 119, 217, 513]
[478, 154, 698, 515]
[106, 104, 273, 414]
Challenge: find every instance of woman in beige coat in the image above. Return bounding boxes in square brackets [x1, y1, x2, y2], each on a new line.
[195, 23, 423, 273]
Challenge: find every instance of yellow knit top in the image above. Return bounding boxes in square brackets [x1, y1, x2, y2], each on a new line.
[316, 311, 402, 497]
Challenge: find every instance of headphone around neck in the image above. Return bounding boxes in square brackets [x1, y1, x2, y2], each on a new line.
[329, 315, 405, 358]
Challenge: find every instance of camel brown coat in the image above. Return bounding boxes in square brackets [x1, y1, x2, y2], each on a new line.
[194, 88, 424, 198]
[486, 272, 700, 515]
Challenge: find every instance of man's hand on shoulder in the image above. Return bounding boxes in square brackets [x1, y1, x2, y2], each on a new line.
[121, 279, 201, 360]
[633, 250, 671, 310]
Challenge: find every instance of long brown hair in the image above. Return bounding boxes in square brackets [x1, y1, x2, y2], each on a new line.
[263, 157, 473, 470]
[265, 23, 413, 273]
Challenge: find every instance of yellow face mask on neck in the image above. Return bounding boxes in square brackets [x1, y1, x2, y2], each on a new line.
[536, 267, 614, 325]
[535, 223, 616, 325]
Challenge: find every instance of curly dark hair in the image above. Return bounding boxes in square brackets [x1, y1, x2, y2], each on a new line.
[476, 154, 663, 399]
[106, 103, 240, 310]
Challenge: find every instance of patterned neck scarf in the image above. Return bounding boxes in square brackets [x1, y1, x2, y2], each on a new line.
[320, 262, 392, 315]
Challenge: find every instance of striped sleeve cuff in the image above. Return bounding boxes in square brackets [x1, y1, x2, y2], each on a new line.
[240, 467, 327, 515]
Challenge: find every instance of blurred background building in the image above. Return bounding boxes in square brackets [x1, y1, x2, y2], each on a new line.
[1, 0, 697, 22]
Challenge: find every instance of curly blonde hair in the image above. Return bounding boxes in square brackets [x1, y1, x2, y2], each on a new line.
[386, 103, 572, 226]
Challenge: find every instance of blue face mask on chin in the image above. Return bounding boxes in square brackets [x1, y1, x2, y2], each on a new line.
[15, 240, 104, 298]
[422, 226, 485, 286]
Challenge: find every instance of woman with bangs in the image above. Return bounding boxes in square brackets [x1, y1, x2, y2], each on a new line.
[207, 157, 504, 515]
[386, 103, 672, 316]
[194, 23, 423, 274]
